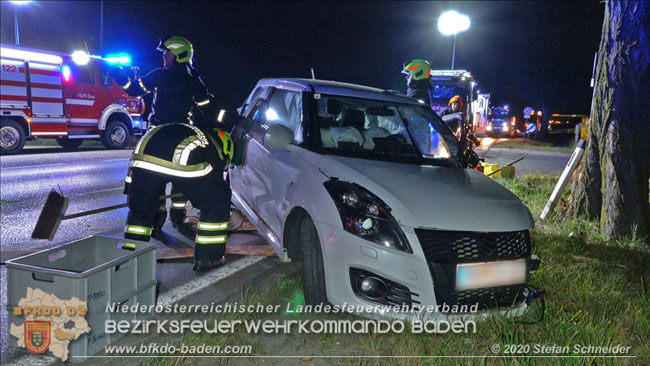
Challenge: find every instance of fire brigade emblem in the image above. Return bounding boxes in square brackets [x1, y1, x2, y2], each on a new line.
[25, 321, 51, 354]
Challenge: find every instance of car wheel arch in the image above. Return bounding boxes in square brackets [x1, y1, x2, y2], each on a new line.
[282, 207, 311, 261]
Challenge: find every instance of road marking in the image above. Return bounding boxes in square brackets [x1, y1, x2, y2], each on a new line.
[157, 255, 266, 307]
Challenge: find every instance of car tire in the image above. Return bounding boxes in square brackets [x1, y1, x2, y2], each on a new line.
[56, 137, 83, 150]
[0, 119, 26, 155]
[102, 120, 130, 149]
[300, 216, 328, 305]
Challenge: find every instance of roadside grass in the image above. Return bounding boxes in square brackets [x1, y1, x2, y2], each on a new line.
[149, 173, 649, 366]
[490, 138, 575, 154]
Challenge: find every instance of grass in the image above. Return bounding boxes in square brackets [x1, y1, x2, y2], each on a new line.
[148, 173, 649, 366]
[489, 138, 575, 154]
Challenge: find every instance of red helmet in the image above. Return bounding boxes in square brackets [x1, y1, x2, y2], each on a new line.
[449, 95, 464, 111]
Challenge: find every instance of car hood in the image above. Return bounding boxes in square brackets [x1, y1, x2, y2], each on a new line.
[313, 155, 534, 232]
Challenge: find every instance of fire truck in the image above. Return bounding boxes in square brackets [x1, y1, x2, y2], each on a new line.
[0, 45, 146, 155]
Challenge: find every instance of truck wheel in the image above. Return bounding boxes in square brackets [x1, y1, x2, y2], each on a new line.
[0, 119, 26, 155]
[102, 120, 130, 149]
[56, 138, 83, 150]
[300, 216, 328, 305]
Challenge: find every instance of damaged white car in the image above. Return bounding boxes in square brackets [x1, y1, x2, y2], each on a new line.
[229, 78, 542, 320]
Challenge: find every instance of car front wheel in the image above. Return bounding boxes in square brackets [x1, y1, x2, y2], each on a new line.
[300, 216, 328, 305]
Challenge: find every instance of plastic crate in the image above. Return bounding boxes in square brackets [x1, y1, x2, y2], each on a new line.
[6, 236, 157, 361]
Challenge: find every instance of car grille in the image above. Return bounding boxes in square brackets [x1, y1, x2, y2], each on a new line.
[415, 229, 531, 263]
[415, 229, 531, 312]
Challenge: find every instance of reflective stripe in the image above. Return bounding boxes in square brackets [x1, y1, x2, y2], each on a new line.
[122, 80, 132, 90]
[125, 175, 132, 183]
[179, 139, 203, 165]
[130, 160, 213, 178]
[125, 225, 152, 235]
[205, 132, 225, 162]
[198, 221, 228, 231]
[138, 79, 149, 93]
[132, 152, 212, 172]
[134, 126, 162, 154]
[196, 235, 227, 244]
[173, 136, 199, 164]
[196, 99, 210, 106]
[171, 202, 187, 209]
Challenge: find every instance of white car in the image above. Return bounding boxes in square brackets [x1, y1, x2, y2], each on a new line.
[229, 78, 541, 320]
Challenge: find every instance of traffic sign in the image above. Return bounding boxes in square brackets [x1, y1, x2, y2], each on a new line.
[526, 123, 537, 133]
[524, 106, 534, 115]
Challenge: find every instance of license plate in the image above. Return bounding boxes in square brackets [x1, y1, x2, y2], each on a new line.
[455, 258, 527, 291]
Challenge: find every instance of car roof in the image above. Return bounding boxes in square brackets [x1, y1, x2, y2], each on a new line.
[254, 78, 421, 104]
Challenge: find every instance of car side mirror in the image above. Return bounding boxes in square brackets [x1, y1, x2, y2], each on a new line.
[263, 124, 294, 151]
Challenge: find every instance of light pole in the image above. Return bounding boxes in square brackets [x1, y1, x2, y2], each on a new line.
[10, 1, 31, 46]
[437, 10, 470, 70]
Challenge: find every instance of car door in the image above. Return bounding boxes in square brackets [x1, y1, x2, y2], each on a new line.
[229, 86, 273, 216]
[244, 87, 304, 240]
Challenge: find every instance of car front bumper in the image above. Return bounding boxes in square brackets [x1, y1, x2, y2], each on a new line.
[314, 221, 534, 322]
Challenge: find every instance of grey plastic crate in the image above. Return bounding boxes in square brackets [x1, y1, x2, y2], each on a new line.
[6, 235, 157, 361]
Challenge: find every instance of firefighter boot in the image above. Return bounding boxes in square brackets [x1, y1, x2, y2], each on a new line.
[193, 256, 226, 272]
[151, 205, 167, 240]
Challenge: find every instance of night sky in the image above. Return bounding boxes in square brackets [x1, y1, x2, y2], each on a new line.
[1, 1, 604, 116]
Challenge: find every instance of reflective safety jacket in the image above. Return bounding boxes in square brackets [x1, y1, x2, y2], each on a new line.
[116, 64, 210, 125]
[126, 123, 233, 182]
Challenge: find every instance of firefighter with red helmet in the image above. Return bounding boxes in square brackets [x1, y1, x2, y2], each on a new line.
[111, 36, 212, 238]
[439, 95, 464, 117]
[402, 59, 434, 106]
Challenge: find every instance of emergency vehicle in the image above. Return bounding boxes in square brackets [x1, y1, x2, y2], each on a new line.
[429, 70, 478, 131]
[0, 45, 146, 154]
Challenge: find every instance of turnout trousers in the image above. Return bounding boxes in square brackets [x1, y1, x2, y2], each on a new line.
[124, 167, 231, 262]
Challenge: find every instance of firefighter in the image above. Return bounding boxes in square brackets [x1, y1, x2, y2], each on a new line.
[402, 59, 433, 106]
[111, 36, 212, 238]
[123, 122, 234, 271]
[439, 95, 464, 117]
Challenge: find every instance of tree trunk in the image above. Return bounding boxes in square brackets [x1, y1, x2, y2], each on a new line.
[570, 1, 650, 241]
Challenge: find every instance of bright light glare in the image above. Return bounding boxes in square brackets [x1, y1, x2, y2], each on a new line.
[1, 47, 62, 64]
[71, 50, 90, 65]
[438, 10, 471, 36]
[10, 1, 31, 5]
[265, 108, 279, 121]
[61, 65, 71, 82]
[104, 53, 132, 65]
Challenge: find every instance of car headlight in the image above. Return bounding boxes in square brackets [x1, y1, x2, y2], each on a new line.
[502, 122, 509, 131]
[324, 180, 411, 253]
[486, 125, 493, 131]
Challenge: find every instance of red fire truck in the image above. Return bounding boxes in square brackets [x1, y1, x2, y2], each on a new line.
[1, 45, 147, 154]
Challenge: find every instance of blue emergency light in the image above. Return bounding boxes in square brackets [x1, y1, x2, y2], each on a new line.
[103, 53, 132, 66]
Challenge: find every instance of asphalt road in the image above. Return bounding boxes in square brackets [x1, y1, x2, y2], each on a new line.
[477, 147, 572, 175]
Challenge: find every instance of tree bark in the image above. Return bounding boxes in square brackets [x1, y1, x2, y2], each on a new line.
[570, 1, 650, 240]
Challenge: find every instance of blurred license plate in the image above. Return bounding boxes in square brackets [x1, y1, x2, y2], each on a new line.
[456, 258, 526, 291]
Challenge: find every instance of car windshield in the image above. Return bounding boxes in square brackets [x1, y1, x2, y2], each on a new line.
[315, 95, 459, 166]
